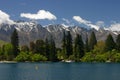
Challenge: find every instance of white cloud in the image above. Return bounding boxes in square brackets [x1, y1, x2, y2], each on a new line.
[20, 10, 57, 20]
[62, 18, 70, 24]
[109, 23, 120, 31]
[62, 18, 74, 27]
[73, 16, 99, 30]
[73, 16, 91, 24]
[96, 21, 105, 28]
[0, 10, 14, 24]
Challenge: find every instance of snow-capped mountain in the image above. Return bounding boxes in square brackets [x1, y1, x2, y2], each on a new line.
[0, 21, 119, 47]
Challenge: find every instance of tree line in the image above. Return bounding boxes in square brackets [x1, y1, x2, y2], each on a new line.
[0, 29, 120, 62]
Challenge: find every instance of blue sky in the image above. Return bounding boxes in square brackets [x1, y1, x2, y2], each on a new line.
[0, 0, 120, 28]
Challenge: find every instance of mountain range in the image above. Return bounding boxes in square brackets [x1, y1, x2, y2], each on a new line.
[0, 21, 120, 47]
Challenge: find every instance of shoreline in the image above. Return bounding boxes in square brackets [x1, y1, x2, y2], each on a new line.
[0, 60, 113, 63]
[0, 61, 17, 63]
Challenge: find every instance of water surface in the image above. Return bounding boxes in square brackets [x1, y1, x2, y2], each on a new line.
[0, 62, 120, 80]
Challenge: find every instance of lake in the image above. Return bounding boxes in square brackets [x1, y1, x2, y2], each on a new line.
[0, 62, 120, 80]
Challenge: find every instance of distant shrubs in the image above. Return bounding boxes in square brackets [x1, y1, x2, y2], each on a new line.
[31, 54, 47, 62]
[81, 50, 120, 62]
[15, 52, 47, 62]
[14, 52, 29, 62]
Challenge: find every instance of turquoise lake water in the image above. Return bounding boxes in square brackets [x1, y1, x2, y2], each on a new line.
[0, 62, 120, 80]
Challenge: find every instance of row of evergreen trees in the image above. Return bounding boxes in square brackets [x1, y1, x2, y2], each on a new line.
[10, 29, 58, 61]
[60, 30, 120, 61]
[1, 29, 120, 62]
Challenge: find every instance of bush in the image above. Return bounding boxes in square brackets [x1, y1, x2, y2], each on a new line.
[113, 53, 120, 62]
[95, 54, 107, 62]
[3, 43, 14, 60]
[81, 52, 95, 62]
[15, 52, 47, 62]
[15, 52, 29, 62]
[30, 54, 47, 62]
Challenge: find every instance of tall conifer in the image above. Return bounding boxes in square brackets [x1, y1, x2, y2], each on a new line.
[49, 36, 57, 61]
[89, 31, 97, 51]
[61, 30, 67, 58]
[116, 34, 120, 51]
[66, 31, 73, 58]
[11, 29, 19, 56]
[74, 34, 84, 61]
[105, 34, 116, 51]
[85, 34, 89, 52]
[45, 38, 50, 60]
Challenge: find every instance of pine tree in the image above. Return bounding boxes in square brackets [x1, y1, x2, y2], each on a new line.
[35, 39, 45, 55]
[116, 34, 120, 51]
[89, 31, 97, 51]
[21, 45, 29, 52]
[45, 38, 50, 60]
[29, 41, 36, 53]
[49, 36, 57, 61]
[66, 31, 73, 58]
[11, 29, 19, 56]
[105, 34, 116, 52]
[85, 34, 89, 52]
[61, 30, 67, 58]
[74, 34, 84, 61]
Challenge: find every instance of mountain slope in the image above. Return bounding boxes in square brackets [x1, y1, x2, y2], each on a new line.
[0, 21, 119, 47]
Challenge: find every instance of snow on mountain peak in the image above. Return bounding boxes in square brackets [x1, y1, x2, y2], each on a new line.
[15, 21, 38, 32]
[108, 23, 120, 32]
[61, 24, 69, 28]
[89, 24, 99, 31]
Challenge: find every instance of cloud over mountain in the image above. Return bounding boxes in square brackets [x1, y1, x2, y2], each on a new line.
[0, 10, 14, 24]
[109, 23, 120, 31]
[73, 16, 91, 24]
[73, 16, 99, 30]
[62, 18, 70, 24]
[20, 10, 57, 20]
[96, 21, 105, 28]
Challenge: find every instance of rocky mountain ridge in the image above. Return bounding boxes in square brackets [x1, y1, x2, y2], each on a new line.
[0, 21, 120, 47]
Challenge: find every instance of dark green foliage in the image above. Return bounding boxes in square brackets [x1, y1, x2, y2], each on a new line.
[35, 39, 45, 55]
[30, 39, 46, 55]
[116, 34, 120, 51]
[29, 41, 36, 53]
[74, 34, 84, 61]
[61, 30, 67, 58]
[15, 52, 29, 62]
[21, 45, 29, 52]
[45, 38, 50, 60]
[29, 38, 57, 61]
[105, 34, 116, 52]
[31, 54, 47, 62]
[11, 29, 19, 56]
[85, 34, 89, 52]
[61, 31, 73, 59]
[15, 52, 47, 62]
[49, 36, 57, 61]
[66, 31, 73, 57]
[3, 43, 14, 60]
[81, 49, 120, 62]
[89, 31, 97, 51]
